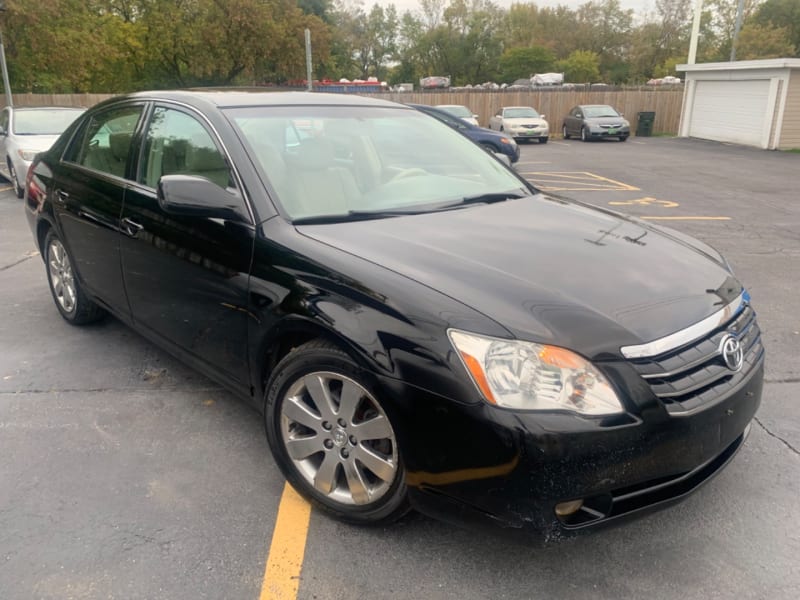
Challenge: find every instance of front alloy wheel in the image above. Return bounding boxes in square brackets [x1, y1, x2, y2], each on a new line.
[265, 341, 409, 524]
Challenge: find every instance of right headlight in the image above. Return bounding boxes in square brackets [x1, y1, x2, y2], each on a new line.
[448, 330, 624, 415]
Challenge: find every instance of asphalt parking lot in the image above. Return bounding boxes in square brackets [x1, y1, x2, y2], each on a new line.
[1, 137, 799, 600]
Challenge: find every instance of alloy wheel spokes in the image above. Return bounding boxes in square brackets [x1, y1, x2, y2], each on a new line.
[281, 372, 398, 506]
[49, 240, 75, 312]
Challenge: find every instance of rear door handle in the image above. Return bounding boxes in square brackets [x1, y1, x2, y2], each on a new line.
[121, 217, 144, 238]
[55, 189, 69, 204]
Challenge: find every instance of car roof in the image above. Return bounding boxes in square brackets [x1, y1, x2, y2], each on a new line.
[579, 104, 614, 108]
[111, 90, 405, 110]
[503, 106, 536, 110]
[10, 106, 85, 111]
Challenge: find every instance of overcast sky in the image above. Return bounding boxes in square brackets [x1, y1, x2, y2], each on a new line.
[370, 0, 657, 16]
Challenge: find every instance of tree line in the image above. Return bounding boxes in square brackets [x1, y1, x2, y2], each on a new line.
[1, 0, 798, 93]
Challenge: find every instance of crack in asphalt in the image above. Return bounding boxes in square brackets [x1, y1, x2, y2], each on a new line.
[0, 251, 38, 272]
[0, 386, 224, 396]
[754, 416, 800, 457]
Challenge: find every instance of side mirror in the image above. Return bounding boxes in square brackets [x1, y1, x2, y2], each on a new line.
[576, 113, 582, 118]
[473, 114, 479, 119]
[157, 175, 249, 223]
[540, 114, 546, 119]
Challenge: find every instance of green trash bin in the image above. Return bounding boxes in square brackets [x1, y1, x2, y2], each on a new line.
[636, 111, 655, 137]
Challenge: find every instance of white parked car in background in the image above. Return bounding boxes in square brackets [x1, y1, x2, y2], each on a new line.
[0, 106, 86, 198]
[435, 105, 479, 126]
[488, 106, 549, 144]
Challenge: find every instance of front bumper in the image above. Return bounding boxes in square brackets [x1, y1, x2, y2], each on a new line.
[589, 127, 630, 138]
[511, 128, 548, 140]
[378, 357, 763, 539]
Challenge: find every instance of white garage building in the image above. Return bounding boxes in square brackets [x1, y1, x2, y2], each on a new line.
[677, 58, 800, 150]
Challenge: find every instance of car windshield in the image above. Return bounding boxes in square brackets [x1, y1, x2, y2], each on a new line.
[504, 108, 539, 118]
[13, 109, 85, 135]
[583, 106, 620, 118]
[227, 105, 529, 221]
[438, 105, 472, 118]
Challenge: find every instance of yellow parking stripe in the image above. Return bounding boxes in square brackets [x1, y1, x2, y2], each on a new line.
[522, 171, 640, 192]
[259, 483, 312, 600]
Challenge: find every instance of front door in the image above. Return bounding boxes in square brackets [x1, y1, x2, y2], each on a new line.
[120, 104, 254, 389]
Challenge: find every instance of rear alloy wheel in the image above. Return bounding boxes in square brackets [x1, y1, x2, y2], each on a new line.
[265, 340, 410, 525]
[562, 125, 570, 140]
[44, 230, 105, 325]
[581, 127, 589, 142]
[8, 159, 23, 198]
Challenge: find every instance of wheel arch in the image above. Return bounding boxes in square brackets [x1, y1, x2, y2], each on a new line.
[253, 316, 376, 408]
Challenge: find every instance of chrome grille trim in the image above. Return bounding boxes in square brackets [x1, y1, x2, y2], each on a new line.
[620, 291, 747, 359]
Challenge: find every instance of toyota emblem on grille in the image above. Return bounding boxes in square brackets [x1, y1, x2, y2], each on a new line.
[719, 334, 744, 372]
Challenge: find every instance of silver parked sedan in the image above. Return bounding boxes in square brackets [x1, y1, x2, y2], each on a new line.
[0, 106, 85, 197]
[562, 104, 630, 142]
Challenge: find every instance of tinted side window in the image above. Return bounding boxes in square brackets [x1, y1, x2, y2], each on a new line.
[67, 105, 143, 178]
[139, 107, 232, 190]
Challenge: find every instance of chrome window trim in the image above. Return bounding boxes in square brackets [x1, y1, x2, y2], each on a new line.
[620, 291, 747, 359]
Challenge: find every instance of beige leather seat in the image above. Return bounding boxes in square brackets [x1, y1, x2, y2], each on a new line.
[284, 138, 360, 217]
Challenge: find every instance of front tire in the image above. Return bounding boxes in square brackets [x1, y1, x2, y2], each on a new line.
[581, 127, 589, 142]
[8, 159, 23, 198]
[619, 136, 628, 142]
[562, 125, 570, 140]
[265, 340, 410, 525]
[539, 137, 549, 144]
[44, 230, 106, 325]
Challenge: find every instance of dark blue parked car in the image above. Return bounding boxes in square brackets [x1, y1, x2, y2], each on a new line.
[409, 104, 520, 164]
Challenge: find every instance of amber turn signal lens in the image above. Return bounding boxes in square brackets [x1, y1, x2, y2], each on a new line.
[459, 351, 497, 404]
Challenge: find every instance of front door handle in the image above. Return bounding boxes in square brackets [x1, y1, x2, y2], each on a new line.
[55, 189, 69, 204]
[121, 217, 144, 238]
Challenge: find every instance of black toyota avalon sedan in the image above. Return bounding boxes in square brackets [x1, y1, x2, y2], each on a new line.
[24, 91, 763, 538]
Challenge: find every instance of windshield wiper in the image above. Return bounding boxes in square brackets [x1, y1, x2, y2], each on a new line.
[292, 192, 530, 225]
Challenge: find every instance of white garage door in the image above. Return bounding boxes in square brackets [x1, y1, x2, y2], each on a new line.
[689, 79, 771, 146]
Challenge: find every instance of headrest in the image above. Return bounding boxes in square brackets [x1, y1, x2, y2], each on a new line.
[285, 138, 335, 171]
[185, 140, 228, 172]
[109, 132, 132, 161]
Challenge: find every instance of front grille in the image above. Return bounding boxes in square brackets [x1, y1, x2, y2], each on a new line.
[628, 304, 764, 413]
[600, 123, 623, 129]
[520, 123, 538, 128]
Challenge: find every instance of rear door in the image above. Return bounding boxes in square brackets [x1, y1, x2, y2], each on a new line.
[120, 103, 254, 389]
[54, 102, 146, 318]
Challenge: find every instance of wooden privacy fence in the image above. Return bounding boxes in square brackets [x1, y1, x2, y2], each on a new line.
[374, 89, 685, 134]
[3, 88, 685, 135]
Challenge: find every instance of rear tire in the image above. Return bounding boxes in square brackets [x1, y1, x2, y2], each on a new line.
[44, 230, 106, 325]
[8, 159, 23, 198]
[562, 125, 570, 140]
[265, 340, 410, 525]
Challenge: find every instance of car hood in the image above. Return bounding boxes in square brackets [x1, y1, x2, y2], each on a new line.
[504, 117, 548, 127]
[297, 196, 740, 358]
[11, 135, 61, 152]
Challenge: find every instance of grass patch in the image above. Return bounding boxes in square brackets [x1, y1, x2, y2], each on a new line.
[783, 148, 800, 153]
